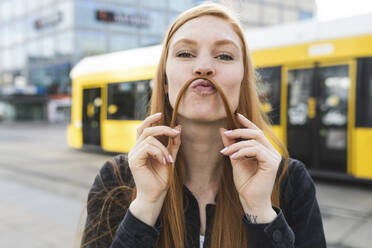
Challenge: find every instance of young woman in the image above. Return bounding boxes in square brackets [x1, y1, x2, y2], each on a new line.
[81, 3, 326, 248]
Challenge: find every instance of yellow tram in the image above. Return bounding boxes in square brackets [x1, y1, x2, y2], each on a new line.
[68, 14, 372, 181]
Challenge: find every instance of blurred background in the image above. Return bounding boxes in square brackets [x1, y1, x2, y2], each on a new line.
[1, 0, 372, 247]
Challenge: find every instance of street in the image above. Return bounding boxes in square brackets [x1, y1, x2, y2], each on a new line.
[0, 123, 371, 248]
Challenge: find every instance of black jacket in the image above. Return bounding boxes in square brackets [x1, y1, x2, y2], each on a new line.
[82, 155, 327, 248]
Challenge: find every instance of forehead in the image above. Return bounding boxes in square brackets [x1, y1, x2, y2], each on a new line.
[169, 15, 242, 48]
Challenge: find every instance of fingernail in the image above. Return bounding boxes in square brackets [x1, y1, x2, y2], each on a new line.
[163, 156, 167, 165]
[172, 129, 180, 134]
[224, 130, 232, 134]
[154, 112, 162, 117]
[230, 152, 238, 159]
[168, 154, 174, 163]
[220, 147, 228, 153]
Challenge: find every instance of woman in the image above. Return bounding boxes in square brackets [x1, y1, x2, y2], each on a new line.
[81, 3, 326, 248]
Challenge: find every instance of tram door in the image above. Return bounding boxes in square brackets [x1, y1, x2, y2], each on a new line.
[82, 88, 101, 146]
[287, 65, 350, 172]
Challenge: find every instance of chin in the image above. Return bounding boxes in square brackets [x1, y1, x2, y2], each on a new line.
[179, 110, 225, 123]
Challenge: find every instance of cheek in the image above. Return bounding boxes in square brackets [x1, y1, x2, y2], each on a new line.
[220, 66, 244, 109]
[167, 84, 179, 108]
[165, 66, 183, 108]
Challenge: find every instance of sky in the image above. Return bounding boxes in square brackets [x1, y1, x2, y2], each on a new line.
[316, 0, 372, 20]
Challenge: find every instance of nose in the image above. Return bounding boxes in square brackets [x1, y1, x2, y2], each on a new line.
[193, 58, 215, 77]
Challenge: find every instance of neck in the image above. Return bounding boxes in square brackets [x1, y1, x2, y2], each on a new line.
[178, 115, 227, 194]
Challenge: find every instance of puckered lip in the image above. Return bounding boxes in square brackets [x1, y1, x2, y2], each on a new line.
[190, 79, 216, 89]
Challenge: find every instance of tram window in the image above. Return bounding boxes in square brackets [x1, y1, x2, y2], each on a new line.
[107, 80, 151, 120]
[256, 66, 281, 125]
[319, 65, 349, 127]
[287, 68, 313, 126]
[356, 58, 372, 127]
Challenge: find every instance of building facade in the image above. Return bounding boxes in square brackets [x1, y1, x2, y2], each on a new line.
[0, 0, 315, 122]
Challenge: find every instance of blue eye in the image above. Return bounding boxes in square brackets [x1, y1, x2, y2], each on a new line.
[217, 54, 233, 61]
[176, 51, 194, 58]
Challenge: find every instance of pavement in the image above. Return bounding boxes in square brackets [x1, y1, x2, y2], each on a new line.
[0, 122, 372, 248]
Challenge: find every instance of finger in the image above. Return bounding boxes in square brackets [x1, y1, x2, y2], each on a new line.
[137, 112, 162, 138]
[219, 128, 235, 150]
[141, 143, 167, 166]
[230, 145, 274, 166]
[138, 125, 181, 143]
[167, 125, 182, 164]
[223, 128, 273, 152]
[220, 139, 259, 156]
[145, 136, 173, 164]
[236, 113, 261, 131]
[230, 147, 261, 161]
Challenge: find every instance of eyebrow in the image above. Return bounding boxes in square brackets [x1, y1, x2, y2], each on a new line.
[172, 38, 240, 50]
[214, 39, 240, 50]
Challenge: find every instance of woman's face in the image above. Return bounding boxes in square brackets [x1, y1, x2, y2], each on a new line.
[166, 15, 244, 122]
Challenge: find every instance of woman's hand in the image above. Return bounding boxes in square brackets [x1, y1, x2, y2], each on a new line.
[128, 112, 182, 204]
[219, 113, 281, 222]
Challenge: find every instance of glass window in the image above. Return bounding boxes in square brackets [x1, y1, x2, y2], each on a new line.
[287, 68, 313, 126]
[263, 5, 280, 25]
[104, 4, 148, 33]
[42, 36, 56, 59]
[14, 45, 26, 70]
[14, 21, 25, 44]
[76, 31, 106, 58]
[141, 0, 167, 9]
[6, 48, 18, 71]
[29, 62, 72, 94]
[356, 57, 372, 127]
[256, 66, 282, 125]
[1, 1, 12, 22]
[299, 11, 313, 20]
[56, 31, 74, 58]
[109, 34, 138, 52]
[282, 0, 297, 7]
[28, 0, 44, 11]
[43, 0, 56, 6]
[108, 0, 137, 4]
[140, 35, 161, 47]
[14, 0, 26, 18]
[7, 22, 16, 46]
[1, 49, 13, 71]
[141, 9, 167, 36]
[318, 65, 349, 127]
[75, 0, 109, 29]
[107, 80, 151, 120]
[0, 27, 3, 48]
[0, 2, 6, 23]
[283, 9, 298, 22]
[56, 1, 74, 30]
[169, 0, 192, 12]
[240, 2, 261, 23]
[27, 39, 43, 62]
[168, 12, 180, 27]
[26, 15, 38, 40]
[300, 0, 315, 12]
[0, 25, 10, 47]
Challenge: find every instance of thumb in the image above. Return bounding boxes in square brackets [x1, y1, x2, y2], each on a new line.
[167, 125, 182, 162]
[219, 128, 235, 148]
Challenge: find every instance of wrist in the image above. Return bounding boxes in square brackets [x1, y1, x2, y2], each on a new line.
[136, 191, 167, 204]
[244, 207, 277, 224]
[239, 196, 276, 224]
[129, 196, 165, 227]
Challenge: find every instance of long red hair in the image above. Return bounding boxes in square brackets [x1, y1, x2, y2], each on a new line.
[80, 3, 289, 248]
[142, 2, 289, 247]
